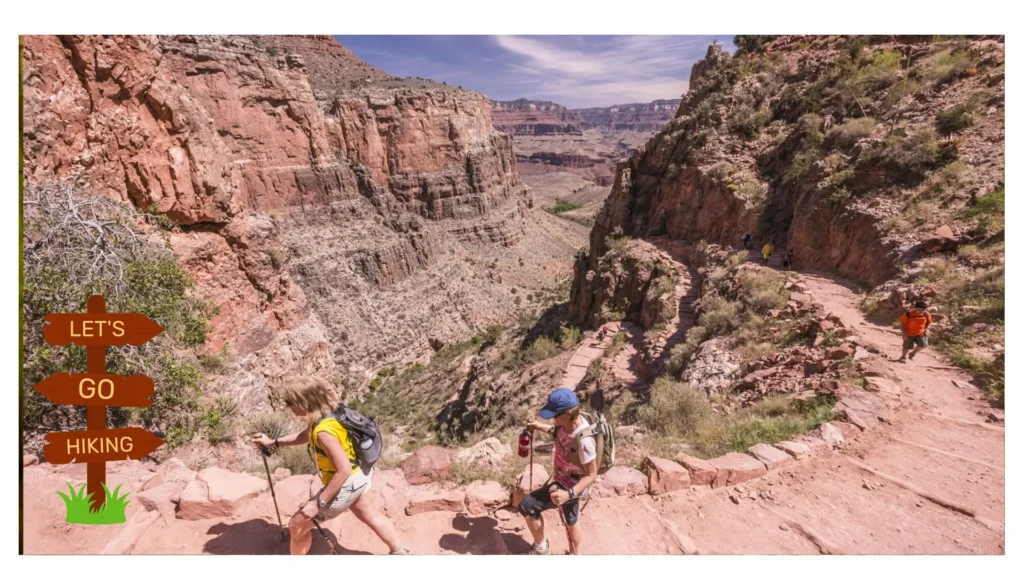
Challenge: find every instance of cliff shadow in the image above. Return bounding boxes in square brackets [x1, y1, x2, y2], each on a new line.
[438, 513, 516, 555]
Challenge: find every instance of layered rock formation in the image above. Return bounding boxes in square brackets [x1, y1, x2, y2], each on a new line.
[22, 35, 587, 416]
[489, 99, 583, 136]
[490, 98, 681, 186]
[575, 99, 681, 131]
[574, 35, 1005, 305]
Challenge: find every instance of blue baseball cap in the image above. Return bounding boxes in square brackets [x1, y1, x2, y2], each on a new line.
[539, 388, 579, 419]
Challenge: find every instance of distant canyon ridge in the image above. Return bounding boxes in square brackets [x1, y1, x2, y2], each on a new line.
[490, 98, 681, 186]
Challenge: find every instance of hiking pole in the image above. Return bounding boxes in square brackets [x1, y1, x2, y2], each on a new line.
[557, 505, 577, 555]
[311, 517, 339, 555]
[259, 445, 287, 541]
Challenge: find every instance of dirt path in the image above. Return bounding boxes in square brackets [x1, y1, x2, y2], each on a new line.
[21, 271, 1003, 555]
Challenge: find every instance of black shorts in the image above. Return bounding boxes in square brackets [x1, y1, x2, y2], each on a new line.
[903, 334, 928, 350]
[517, 482, 580, 526]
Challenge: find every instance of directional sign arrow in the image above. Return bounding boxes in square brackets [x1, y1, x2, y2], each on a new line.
[33, 372, 154, 408]
[43, 313, 165, 347]
[42, 428, 165, 465]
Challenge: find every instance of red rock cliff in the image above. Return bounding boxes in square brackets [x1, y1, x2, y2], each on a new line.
[22, 35, 538, 407]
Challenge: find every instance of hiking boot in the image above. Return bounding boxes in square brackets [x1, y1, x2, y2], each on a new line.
[390, 547, 409, 555]
[526, 540, 551, 555]
[898, 357, 907, 363]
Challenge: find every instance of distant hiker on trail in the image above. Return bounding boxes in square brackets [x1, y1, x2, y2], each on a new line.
[782, 248, 794, 270]
[741, 232, 752, 250]
[519, 388, 600, 555]
[761, 243, 774, 265]
[597, 325, 608, 341]
[251, 376, 408, 555]
[899, 300, 933, 363]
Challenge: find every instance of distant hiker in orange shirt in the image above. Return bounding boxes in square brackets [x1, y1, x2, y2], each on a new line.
[899, 300, 933, 363]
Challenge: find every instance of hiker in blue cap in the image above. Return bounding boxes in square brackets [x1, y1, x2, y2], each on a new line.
[517, 387, 599, 554]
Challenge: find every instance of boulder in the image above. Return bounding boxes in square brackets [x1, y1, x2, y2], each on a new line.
[273, 468, 292, 481]
[176, 467, 267, 520]
[157, 458, 197, 488]
[465, 481, 508, 516]
[794, 435, 829, 455]
[864, 376, 901, 396]
[644, 456, 691, 495]
[747, 443, 793, 470]
[454, 437, 512, 468]
[675, 453, 718, 486]
[593, 466, 648, 498]
[827, 346, 854, 360]
[833, 421, 861, 440]
[136, 481, 183, 517]
[100, 509, 160, 555]
[836, 407, 872, 431]
[23, 454, 38, 467]
[680, 338, 740, 392]
[405, 487, 466, 515]
[813, 422, 845, 449]
[512, 463, 549, 508]
[707, 453, 767, 488]
[789, 292, 812, 305]
[140, 474, 164, 491]
[819, 320, 835, 332]
[401, 446, 451, 485]
[773, 441, 811, 461]
[273, 474, 320, 515]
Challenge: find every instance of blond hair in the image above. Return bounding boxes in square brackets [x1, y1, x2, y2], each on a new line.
[280, 375, 338, 428]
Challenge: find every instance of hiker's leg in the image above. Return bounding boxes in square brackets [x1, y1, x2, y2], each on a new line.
[288, 511, 314, 555]
[900, 337, 913, 360]
[518, 486, 555, 546]
[563, 500, 582, 554]
[350, 488, 403, 552]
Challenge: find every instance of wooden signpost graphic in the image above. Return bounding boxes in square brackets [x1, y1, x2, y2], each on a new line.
[38, 295, 166, 512]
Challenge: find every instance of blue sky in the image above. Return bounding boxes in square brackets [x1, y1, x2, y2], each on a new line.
[334, 35, 734, 108]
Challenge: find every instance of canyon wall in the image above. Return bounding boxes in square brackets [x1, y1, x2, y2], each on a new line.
[573, 36, 1004, 323]
[22, 35, 565, 412]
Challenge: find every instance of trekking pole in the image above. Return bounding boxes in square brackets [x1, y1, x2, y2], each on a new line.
[259, 445, 286, 541]
[558, 505, 577, 555]
[311, 517, 339, 555]
[529, 432, 534, 489]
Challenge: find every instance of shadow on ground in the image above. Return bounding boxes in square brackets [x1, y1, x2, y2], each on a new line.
[439, 513, 526, 555]
[202, 518, 370, 555]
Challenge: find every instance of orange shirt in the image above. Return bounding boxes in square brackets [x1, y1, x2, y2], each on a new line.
[900, 309, 932, 336]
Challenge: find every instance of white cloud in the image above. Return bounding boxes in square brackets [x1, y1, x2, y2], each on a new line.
[492, 35, 725, 107]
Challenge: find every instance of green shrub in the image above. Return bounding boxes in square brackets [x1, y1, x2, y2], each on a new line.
[738, 269, 788, 313]
[851, 50, 902, 93]
[250, 412, 295, 441]
[729, 105, 771, 141]
[271, 445, 317, 475]
[667, 326, 708, 373]
[937, 95, 984, 135]
[826, 117, 877, 149]
[731, 179, 767, 207]
[267, 249, 286, 269]
[265, 46, 279, 57]
[23, 182, 215, 445]
[922, 50, 973, 87]
[785, 149, 822, 183]
[525, 336, 559, 363]
[560, 326, 581, 351]
[919, 161, 972, 201]
[699, 294, 740, 336]
[726, 250, 749, 268]
[599, 303, 626, 323]
[733, 36, 778, 54]
[546, 198, 582, 215]
[636, 376, 713, 437]
[969, 183, 1004, 229]
[846, 36, 868, 61]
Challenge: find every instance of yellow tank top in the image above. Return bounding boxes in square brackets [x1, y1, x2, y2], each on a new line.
[308, 418, 360, 485]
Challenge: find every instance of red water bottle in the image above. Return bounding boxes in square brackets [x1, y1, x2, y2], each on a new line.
[518, 429, 532, 458]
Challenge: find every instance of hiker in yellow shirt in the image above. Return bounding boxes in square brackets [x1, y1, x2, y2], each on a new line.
[252, 376, 408, 555]
[761, 243, 774, 265]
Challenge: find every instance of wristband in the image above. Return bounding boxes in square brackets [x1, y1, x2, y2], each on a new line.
[568, 488, 575, 501]
[275, 438, 280, 448]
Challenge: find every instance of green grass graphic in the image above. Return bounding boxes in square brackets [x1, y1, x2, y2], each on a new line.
[56, 482, 130, 525]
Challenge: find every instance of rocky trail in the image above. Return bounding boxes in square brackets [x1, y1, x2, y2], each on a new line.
[21, 267, 1003, 555]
